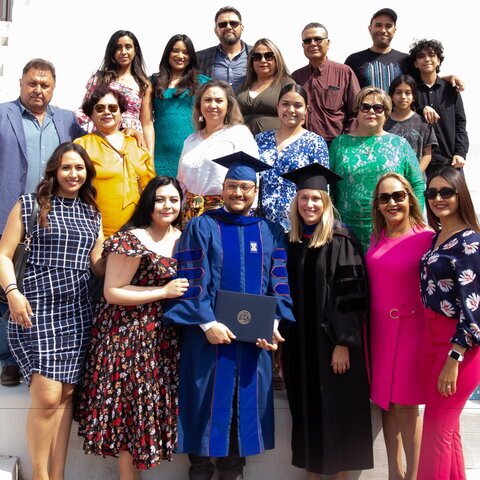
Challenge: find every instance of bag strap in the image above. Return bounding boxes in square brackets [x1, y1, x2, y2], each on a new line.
[15, 195, 39, 292]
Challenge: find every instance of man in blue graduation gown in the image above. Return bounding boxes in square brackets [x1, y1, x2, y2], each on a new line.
[163, 152, 295, 480]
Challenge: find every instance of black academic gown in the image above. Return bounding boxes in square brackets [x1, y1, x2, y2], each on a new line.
[283, 224, 373, 475]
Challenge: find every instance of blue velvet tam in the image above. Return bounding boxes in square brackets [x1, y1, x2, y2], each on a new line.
[213, 151, 273, 183]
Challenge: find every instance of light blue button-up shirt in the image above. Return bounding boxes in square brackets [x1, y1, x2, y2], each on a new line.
[212, 43, 249, 93]
[20, 102, 60, 194]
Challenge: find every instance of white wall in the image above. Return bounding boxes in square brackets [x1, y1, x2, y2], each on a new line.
[1, 0, 478, 197]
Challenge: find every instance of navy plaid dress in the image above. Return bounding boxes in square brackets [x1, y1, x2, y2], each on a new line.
[7, 194, 101, 386]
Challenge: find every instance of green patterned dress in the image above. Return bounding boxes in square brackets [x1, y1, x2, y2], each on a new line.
[329, 133, 424, 252]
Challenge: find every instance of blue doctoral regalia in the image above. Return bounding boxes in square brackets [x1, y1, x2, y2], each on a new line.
[163, 208, 294, 457]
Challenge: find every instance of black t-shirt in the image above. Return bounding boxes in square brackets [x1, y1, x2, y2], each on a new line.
[345, 48, 413, 90]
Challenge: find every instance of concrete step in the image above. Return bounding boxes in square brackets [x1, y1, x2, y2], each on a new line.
[0, 456, 18, 480]
[1, 382, 479, 479]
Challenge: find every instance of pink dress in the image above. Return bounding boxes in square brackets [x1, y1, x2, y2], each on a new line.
[366, 226, 434, 410]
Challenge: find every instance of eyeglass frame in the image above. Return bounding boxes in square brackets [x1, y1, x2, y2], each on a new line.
[378, 190, 409, 204]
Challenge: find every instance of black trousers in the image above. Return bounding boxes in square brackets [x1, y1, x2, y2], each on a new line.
[188, 389, 246, 480]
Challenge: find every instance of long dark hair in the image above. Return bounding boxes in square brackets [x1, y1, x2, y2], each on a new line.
[122, 176, 183, 230]
[152, 34, 200, 99]
[425, 167, 480, 233]
[388, 75, 418, 111]
[277, 83, 309, 105]
[97, 30, 149, 94]
[36, 143, 98, 227]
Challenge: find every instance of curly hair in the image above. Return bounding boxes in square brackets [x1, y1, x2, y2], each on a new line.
[409, 39, 444, 73]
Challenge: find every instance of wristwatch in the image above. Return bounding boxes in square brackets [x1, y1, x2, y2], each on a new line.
[448, 349, 464, 362]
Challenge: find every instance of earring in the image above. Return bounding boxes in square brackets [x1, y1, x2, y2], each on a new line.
[199, 115, 204, 122]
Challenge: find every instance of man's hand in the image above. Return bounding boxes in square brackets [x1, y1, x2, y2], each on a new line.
[451, 155, 465, 168]
[123, 128, 146, 148]
[205, 323, 236, 344]
[256, 328, 284, 351]
[423, 106, 440, 124]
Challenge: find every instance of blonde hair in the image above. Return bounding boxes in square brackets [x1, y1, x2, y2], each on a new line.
[353, 86, 393, 118]
[289, 190, 342, 248]
[371, 172, 427, 244]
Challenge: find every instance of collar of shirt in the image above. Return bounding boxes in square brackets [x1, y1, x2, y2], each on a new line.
[216, 41, 246, 60]
[308, 58, 330, 76]
[18, 99, 54, 120]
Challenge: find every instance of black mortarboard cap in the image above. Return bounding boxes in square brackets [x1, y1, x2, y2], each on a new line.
[213, 151, 273, 182]
[280, 163, 342, 191]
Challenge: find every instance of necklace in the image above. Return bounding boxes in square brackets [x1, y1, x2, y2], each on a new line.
[56, 196, 79, 209]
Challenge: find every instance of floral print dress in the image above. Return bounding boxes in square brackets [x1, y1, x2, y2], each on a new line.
[420, 228, 480, 349]
[75, 231, 179, 469]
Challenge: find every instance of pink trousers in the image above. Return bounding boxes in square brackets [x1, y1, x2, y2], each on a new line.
[417, 309, 480, 480]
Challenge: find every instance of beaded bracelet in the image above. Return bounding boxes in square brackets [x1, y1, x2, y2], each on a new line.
[5, 286, 18, 296]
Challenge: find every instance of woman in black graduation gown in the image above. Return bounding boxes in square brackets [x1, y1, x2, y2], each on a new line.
[281, 164, 373, 479]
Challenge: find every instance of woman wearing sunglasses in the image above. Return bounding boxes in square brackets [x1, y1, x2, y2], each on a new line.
[417, 167, 480, 479]
[75, 85, 155, 237]
[329, 86, 425, 252]
[237, 38, 294, 135]
[77, 31, 151, 140]
[367, 173, 434, 480]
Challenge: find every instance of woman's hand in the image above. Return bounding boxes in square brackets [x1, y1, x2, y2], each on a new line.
[256, 328, 285, 351]
[7, 289, 33, 328]
[162, 278, 189, 299]
[331, 345, 350, 374]
[438, 357, 460, 397]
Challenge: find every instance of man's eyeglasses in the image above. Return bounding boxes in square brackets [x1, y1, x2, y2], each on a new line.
[424, 187, 457, 200]
[217, 21, 241, 29]
[224, 182, 256, 193]
[302, 36, 328, 45]
[378, 191, 409, 204]
[359, 103, 385, 114]
[94, 104, 119, 114]
[252, 52, 275, 62]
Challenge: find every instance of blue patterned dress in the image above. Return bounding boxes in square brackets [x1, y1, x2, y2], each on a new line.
[420, 228, 480, 349]
[7, 194, 101, 386]
[255, 130, 329, 231]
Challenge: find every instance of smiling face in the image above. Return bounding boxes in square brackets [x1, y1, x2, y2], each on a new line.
[391, 82, 414, 111]
[302, 27, 329, 65]
[168, 40, 190, 73]
[151, 183, 181, 227]
[414, 49, 441, 75]
[214, 11, 244, 47]
[222, 180, 257, 216]
[427, 176, 459, 221]
[252, 43, 276, 80]
[368, 14, 396, 51]
[114, 35, 136, 69]
[200, 86, 229, 126]
[276, 90, 307, 129]
[356, 93, 386, 132]
[55, 150, 87, 198]
[19, 67, 56, 114]
[378, 177, 411, 229]
[91, 93, 122, 134]
[297, 189, 324, 225]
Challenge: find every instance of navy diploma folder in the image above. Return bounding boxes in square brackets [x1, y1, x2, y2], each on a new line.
[214, 290, 277, 343]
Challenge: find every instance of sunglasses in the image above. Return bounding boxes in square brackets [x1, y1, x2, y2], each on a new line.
[217, 21, 241, 28]
[94, 103, 119, 113]
[252, 52, 275, 62]
[378, 191, 409, 204]
[302, 36, 327, 45]
[359, 103, 385, 114]
[424, 187, 457, 200]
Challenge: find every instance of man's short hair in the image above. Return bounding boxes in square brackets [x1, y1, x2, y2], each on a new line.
[22, 58, 56, 81]
[214, 6, 242, 23]
[302, 22, 328, 37]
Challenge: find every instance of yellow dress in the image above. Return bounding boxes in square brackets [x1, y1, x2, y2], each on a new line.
[75, 133, 155, 236]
